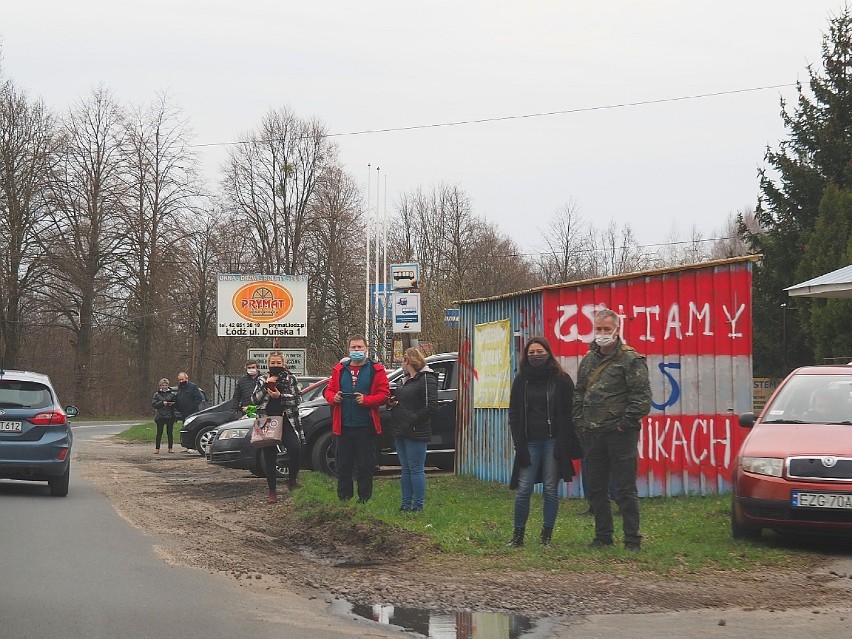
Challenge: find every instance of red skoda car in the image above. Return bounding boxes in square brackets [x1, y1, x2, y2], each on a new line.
[732, 365, 852, 539]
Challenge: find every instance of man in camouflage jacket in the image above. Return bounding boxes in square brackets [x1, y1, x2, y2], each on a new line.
[573, 308, 651, 551]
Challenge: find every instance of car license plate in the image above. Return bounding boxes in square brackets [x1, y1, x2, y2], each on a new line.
[792, 491, 852, 509]
[0, 421, 22, 433]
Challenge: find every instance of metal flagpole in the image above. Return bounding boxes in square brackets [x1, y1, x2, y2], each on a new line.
[382, 173, 388, 363]
[364, 163, 371, 340]
[374, 166, 381, 359]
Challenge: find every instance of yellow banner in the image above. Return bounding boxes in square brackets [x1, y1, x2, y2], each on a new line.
[473, 319, 511, 408]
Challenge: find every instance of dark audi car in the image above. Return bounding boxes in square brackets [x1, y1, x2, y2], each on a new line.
[298, 352, 458, 475]
[0, 369, 79, 496]
[208, 354, 457, 477]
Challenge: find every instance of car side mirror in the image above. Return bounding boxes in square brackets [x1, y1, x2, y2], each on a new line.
[738, 412, 755, 428]
[65, 406, 79, 418]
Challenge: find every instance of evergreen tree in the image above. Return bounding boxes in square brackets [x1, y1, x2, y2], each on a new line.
[741, 7, 852, 375]
[796, 184, 852, 362]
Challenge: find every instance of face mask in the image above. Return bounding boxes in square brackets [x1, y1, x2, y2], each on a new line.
[594, 333, 616, 347]
[527, 353, 550, 368]
[246, 367, 258, 376]
[349, 350, 366, 363]
[179, 380, 187, 387]
[268, 366, 284, 376]
[160, 386, 170, 392]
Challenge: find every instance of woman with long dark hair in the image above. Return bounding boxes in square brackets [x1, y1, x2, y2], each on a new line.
[507, 336, 582, 547]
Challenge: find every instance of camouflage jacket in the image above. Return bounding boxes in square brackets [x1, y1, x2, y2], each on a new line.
[572, 340, 651, 433]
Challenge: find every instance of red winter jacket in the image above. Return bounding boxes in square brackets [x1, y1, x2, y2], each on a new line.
[323, 361, 390, 435]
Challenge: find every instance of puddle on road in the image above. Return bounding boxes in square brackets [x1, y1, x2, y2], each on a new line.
[331, 600, 541, 638]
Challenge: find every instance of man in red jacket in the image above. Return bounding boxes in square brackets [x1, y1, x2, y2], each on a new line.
[323, 335, 390, 503]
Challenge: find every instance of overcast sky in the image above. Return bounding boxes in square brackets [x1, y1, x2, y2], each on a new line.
[2, 1, 845, 256]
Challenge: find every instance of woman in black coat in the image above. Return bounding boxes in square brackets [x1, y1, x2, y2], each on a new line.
[507, 336, 582, 547]
[389, 348, 438, 512]
[151, 378, 177, 454]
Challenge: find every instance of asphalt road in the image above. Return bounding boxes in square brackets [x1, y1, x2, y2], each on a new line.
[0, 421, 399, 639]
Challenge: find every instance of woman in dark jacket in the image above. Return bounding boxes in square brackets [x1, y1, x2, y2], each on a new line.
[389, 347, 438, 512]
[507, 336, 582, 547]
[151, 378, 177, 454]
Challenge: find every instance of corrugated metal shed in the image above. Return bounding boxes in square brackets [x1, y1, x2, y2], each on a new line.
[456, 256, 757, 497]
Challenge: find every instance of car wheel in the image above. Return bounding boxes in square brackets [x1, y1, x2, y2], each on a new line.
[311, 430, 337, 476]
[195, 426, 216, 456]
[49, 465, 70, 497]
[731, 501, 762, 540]
[258, 447, 289, 479]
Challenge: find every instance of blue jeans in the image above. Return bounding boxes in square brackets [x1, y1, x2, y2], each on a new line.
[395, 437, 428, 510]
[514, 438, 559, 530]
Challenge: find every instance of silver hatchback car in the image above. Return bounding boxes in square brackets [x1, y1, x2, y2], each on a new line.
[0, 369, 78, 496]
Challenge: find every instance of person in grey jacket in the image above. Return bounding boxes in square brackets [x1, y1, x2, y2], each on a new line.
[389, 348, 437, 512]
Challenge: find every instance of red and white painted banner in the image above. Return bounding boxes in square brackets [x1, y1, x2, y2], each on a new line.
[543, 263, 753, 496]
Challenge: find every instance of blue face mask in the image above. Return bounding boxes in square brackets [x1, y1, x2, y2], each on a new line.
[349, 350, 367, 363]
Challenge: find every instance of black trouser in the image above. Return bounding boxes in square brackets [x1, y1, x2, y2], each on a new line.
[155, 419, 175, 449]
[582, 429, 641, 546]
[261, 420, 301, 492]
[335, 427, 376, 502]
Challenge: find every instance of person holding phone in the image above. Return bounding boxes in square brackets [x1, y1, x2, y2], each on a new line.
[251, 353, 303, 504]
[151, 378, 177, 454]
[323, 335, 390, 504]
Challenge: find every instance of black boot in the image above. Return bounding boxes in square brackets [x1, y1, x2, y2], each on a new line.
[540, 526, 553, 546]
[507, 527, 525, 547]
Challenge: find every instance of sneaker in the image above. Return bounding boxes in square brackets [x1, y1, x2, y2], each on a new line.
[588, 538, 614, 549]
[398, 505, 411, 512]
[624, 542, 641, 552]
[266, 491, 278, 504]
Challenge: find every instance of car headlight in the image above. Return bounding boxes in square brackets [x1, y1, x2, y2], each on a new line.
[741, 457, 783, 477]
[299, 406, 318, 419]
[183, 414, 197, 427]
[218, 428, 249, 440]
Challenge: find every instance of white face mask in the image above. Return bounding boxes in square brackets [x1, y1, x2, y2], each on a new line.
[246, 367, 258, 376]
[595, 333, 616, 347]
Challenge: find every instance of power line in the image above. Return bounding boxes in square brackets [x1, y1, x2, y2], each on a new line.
[192, 83, 795, 149]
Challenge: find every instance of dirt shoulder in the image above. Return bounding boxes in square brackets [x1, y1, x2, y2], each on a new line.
[77, 439, 852, 619]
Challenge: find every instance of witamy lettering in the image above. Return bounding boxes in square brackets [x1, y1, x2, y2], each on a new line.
[553, 302, 747, 343]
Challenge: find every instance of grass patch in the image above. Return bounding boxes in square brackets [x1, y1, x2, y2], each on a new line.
[292, 472, 819, 576]
[117, 421, 173, 443]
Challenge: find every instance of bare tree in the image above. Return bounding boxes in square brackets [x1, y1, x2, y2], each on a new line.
[711, 207, 759, 259]
[303, 167, 365, 368]
[42, 86, 128, 410]
[587, 221, 647, 277]
[534, 201, 590, 285]
[222, 107, 336, 275]
[0, 80, 56, 367]
[118, 93, 201, 401]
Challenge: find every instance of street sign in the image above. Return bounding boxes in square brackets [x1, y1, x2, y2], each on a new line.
[390, 263, 420, 290]
[247, 348, 307, 376]
[444, 308, 460, 328]
[392, 292, 421, 333]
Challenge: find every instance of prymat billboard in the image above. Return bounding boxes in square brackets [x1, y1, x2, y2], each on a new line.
[543, 261, 753, 496]
[217, 274, 308, 338]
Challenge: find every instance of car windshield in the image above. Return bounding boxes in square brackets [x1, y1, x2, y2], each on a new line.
[0, 381, 53, 409]
[763, 373, 852, 424]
